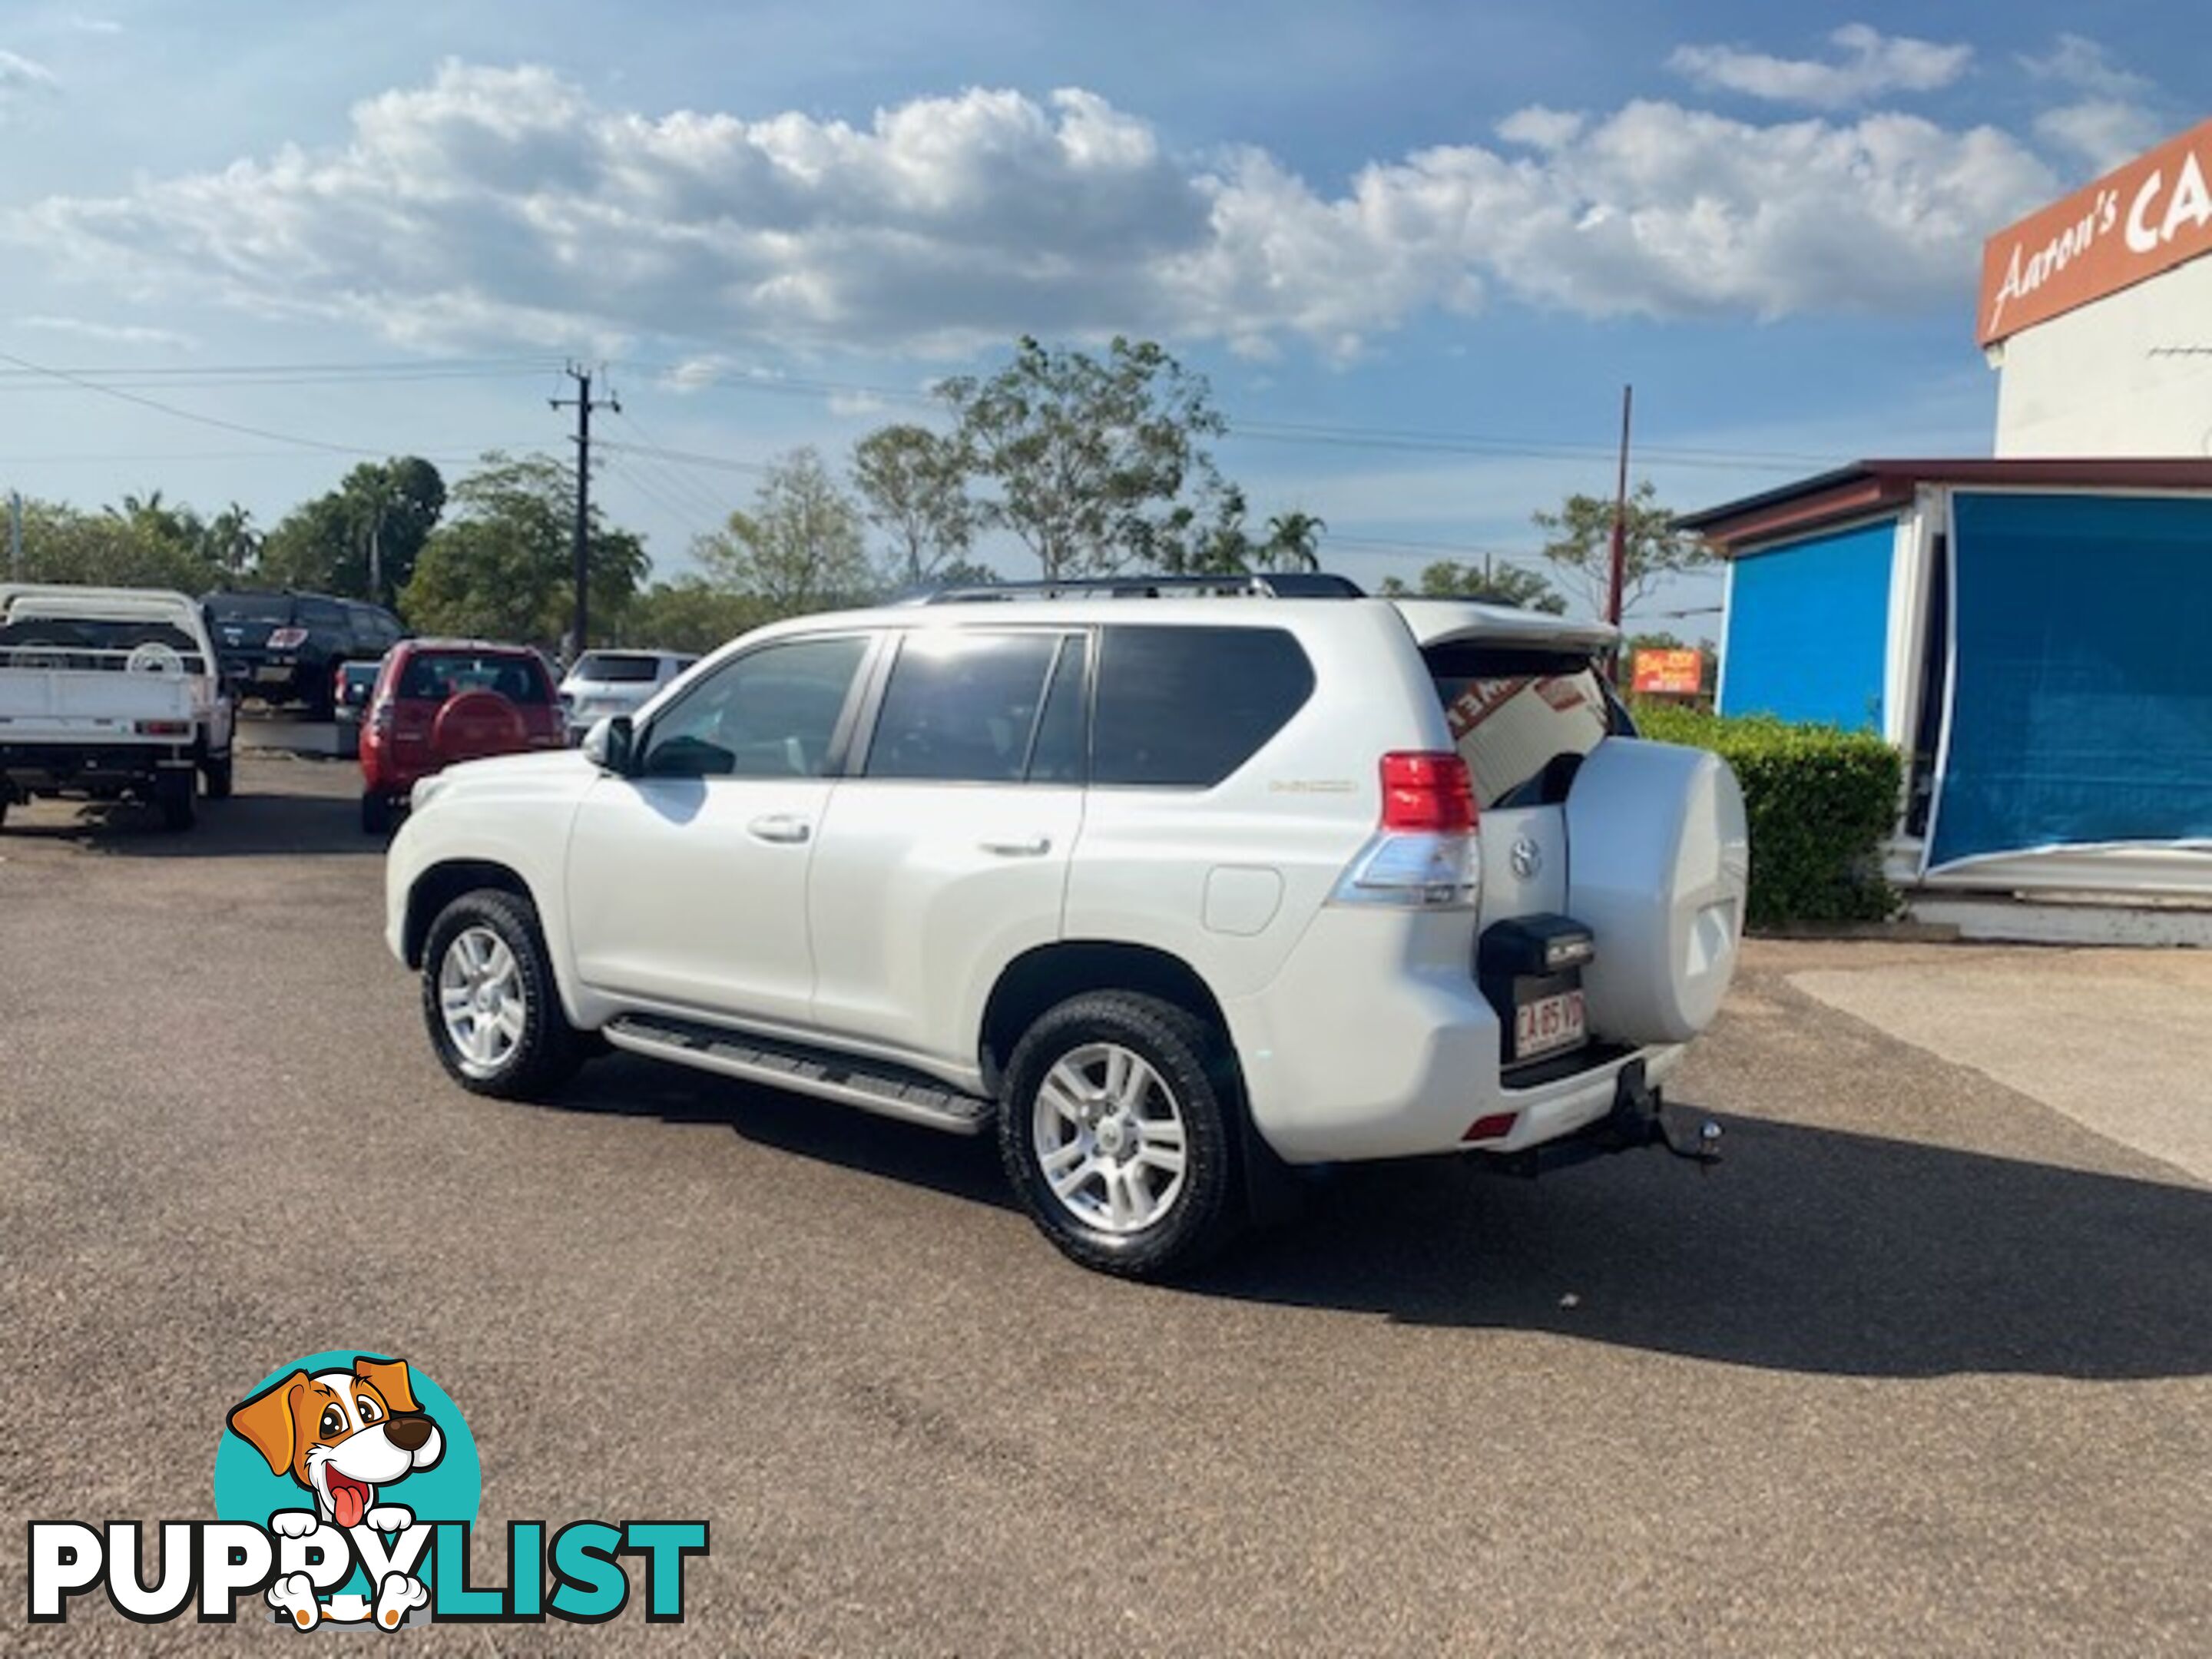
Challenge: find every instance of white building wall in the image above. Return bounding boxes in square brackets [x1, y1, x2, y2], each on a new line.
[1993, 255, 2212, 457]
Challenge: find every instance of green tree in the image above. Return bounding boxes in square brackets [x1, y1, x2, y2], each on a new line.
[621, 577, 773, 655]
[12, 498, 220, 591]
[1376, 556, 1567, 612]
[694, 448, 876, 618]
[850, 423, 975, 590]
[401, 452, 646, 647]
[937, 335, 1228, 580]
[1533, 480, 1713, 618]
[260, 458, 446, 605]
[1263, 510, 1326, 569]
[200, 502, 262, 581]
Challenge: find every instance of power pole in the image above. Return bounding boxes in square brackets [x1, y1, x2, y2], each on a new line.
[1605, 384, 1634, 677]
[8, 490, 20, 581]
[366, 504, 383, 608]
[551, 363, 619, 661]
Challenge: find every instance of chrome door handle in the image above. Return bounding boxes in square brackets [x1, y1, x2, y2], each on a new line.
[979, 834, 1051, 857]
[747, 814, 812, 844]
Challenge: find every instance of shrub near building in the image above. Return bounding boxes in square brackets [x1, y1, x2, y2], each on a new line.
[1632, 705, 1902, 927]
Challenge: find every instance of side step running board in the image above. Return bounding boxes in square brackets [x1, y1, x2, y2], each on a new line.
[604, 1013, 994, 1136]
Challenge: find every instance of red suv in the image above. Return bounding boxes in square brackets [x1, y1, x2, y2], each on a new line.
[359, 640, 564, 833]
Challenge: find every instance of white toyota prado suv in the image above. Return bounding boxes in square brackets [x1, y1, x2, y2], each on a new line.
[384, 575, 1748, 1277]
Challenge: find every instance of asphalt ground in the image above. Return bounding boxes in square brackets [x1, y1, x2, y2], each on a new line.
[2, 757, 2207, 1656]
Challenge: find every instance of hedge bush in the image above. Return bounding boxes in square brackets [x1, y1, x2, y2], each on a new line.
[1629, 704, 1902, 927]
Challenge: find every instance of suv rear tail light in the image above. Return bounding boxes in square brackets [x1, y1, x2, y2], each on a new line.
[267, 627, 308, 650]
[1331, 750, 1481, 909]
[1379, 751, 1476, 833]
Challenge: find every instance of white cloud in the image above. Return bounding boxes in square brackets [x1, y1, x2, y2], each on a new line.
[2021, 34, 2150, 101]
[63, 14, 124, 34]
[2035, 101, 2164, 174]
[1495, 106, 1584, 151]
[16, 313, 196, 348]
[13, 61, 2058, 359]
[0, 47, 58, 111]
[1669, 24, 1971, 110]
[2020, 35, 2164, 174]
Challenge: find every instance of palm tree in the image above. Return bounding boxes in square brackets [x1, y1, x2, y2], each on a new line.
[1263, 510, 1326, 571]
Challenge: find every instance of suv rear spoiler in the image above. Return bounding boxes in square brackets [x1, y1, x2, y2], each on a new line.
[1389, 598, 1618, 654]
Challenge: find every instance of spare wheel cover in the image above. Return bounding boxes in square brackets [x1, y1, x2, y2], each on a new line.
[430, 688, 528, 765]
[1562, 737, 1750, 1045]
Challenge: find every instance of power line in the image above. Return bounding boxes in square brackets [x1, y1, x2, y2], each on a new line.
[599, 455, 724, 546]
[2, 346, 1843, 475]
[607, 409, 740, 525]
[597, 439, 775, 478]
[0, 346, 438, 459]
[605, 355, 1839, 473]
[0, 356, 561, 384]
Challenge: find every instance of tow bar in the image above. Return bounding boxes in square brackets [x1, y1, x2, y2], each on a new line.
[1484, 1059, 1724, 1179]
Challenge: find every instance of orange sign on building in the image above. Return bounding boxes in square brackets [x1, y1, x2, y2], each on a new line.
[1978, 115, 2212, 347]
[1630, 648, 1704, 697]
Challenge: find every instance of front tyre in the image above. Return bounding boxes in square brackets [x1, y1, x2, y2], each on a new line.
[999, 992, 1242, 1279]
[420, 890, 584, 1100]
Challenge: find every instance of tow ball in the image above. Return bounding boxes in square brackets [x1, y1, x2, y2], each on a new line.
[1614, 1059, 1723, 1167]
[1480, 1058, 1723, 1179]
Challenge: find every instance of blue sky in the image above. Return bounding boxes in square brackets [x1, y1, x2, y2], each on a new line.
[0, 2, 2194, 633]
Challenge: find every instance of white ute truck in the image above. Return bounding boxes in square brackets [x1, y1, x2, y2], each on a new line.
[0, 584, 237, 832]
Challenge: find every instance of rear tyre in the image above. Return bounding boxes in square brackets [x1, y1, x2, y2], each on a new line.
[999, 991, 1243, 1280]
[154, 770, 196, 832]
[420, 889, 584, 1100]
[360, 791, 393, 836]
[202, 753, 234, 800]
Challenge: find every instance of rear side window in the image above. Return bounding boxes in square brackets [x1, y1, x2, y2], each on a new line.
[207, 593, 293, 624]
[574, 652, 664, 684]
[296, 598, 346, 630]
[395, 651, 552, 705]
[348, 604, 401, 648]
[865, 632, 1065, 783]
[1093, 626, 1313, 788]
[1425, 646, 1620, 809]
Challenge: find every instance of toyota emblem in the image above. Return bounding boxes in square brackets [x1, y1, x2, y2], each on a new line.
[1509, 835, 1543, 879]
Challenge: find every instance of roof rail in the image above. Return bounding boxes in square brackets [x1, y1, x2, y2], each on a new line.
[912, 571, 1366, 604]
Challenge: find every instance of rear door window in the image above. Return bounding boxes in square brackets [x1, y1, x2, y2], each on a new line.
[1092, 625, 1313, 787]
[396, 651, 553, 705]
[863, 631, 1066, 783]
[575, 652, 664, 684]
[1423, 645, 1621, 808]
[207, 593, 294, 625]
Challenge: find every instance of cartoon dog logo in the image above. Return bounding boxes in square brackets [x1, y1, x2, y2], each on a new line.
[227, 1356, 443, 1629]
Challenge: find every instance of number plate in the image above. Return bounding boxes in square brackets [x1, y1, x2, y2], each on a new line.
[1515, 988, 1587, 1060]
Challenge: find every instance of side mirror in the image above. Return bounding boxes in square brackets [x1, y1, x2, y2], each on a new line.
[581, 714, 634, 774]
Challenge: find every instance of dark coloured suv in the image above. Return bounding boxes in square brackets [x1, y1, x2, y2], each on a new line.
[204, 591, 405, 717]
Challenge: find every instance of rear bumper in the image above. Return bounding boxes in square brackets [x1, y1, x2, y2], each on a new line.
[2, 742, 194, 790]
[1221, 906, 1695, 1164]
